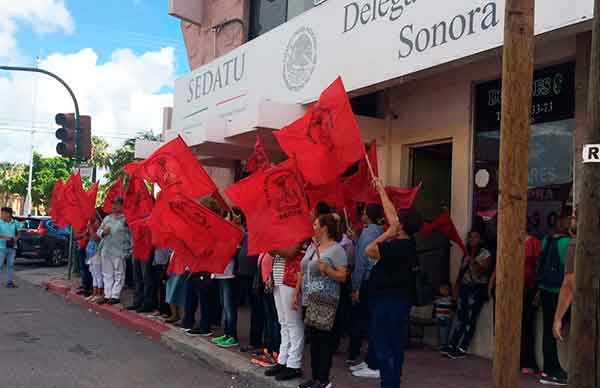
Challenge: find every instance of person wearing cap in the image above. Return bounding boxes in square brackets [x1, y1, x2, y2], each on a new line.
[0, 207, 20, 288]
[97, 197, 131, 305]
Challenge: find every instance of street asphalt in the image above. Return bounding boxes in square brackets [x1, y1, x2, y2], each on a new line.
[1, 262, 253, 388]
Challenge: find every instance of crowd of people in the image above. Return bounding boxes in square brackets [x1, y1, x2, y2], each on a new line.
[71, 180, 423, 388]
[3, 186, 578, 388]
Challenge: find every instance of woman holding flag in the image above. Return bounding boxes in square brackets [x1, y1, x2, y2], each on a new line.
[295, 214, 349, 388]
[97, 197, 131, 305]
[364, 180, 423, 388]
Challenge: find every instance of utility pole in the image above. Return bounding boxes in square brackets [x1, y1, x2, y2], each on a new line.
[24, 130, 34, 216]
[492, 1, 535, 388]
[569, 1, 600, 386]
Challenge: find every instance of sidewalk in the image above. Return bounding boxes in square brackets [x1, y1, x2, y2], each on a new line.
[26, 270, 542, 388]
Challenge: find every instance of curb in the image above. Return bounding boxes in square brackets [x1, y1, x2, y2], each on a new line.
[41, 281, 169, 341]
[41, 279, 297, 388]
[161, 330, 297, 388]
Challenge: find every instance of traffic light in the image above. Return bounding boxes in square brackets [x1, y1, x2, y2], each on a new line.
[55, 113, 92, 161]
[79, 115, 92, 161]
[55, 113, 76, 158]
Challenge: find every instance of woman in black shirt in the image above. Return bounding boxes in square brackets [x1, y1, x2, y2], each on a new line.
[365, 180, 422, 388]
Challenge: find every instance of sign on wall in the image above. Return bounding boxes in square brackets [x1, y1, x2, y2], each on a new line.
[173, 0, 595, 140]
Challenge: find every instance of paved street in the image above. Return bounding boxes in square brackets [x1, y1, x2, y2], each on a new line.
[0, 267, 251, 388]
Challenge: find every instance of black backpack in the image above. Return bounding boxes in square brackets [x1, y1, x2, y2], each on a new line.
[537, 236, 569, 289]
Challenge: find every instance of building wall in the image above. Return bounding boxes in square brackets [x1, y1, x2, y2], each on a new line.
[384, 33, 578, 358]
[181, 0, 250, 70]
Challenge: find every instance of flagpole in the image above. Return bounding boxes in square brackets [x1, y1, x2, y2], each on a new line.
[342, 207, 354, 237]
[364, 153, 376, 181]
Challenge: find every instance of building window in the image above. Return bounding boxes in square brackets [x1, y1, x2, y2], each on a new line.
[249, 0, 324, 40]
[287, 0, 316, 20]
[473, 62, 575, 241]
[249, 0, 288, 40]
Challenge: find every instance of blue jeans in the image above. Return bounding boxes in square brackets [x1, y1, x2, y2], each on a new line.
[450, 284, 487, 351]
[78, 248, 92, 291]
[371, 295, 411, 388]
[219, 278, 238, 339]
[0, 248, 16, 284]
[436, 317, 452, 348]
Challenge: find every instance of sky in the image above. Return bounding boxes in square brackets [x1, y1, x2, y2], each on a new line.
[0, 0, 190, 163]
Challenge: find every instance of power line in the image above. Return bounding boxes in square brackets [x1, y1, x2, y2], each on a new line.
[0, 127, 136, 140]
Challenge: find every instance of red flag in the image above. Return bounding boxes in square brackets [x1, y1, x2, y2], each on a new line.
[50, 179, 67, 227]
[246, 135, 270, 174]
[385, 183, 422, 210]
[129, 217, 153, 261]
[62, 172, 93, 233]
[150, 192, 243, 274]
[305, 180, 345, 211]
[102, 177, 124, 214]
[123, 175, 154, 223]
[341, 141, 379, 204]
[225, 159, 314, 255]
[86, 182, 99, 211]
[274, 77, 365, 185]
[421, 208, 468, 256]
[124, 136, 216, 199]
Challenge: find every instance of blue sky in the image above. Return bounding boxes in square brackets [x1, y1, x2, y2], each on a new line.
[0, 0, 189, 163]
[15, 0, 189, 85]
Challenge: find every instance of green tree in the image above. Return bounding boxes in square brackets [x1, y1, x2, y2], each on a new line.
[91, 136, 111, 170]
[31, 153, 75, 207]
[98, 131, 159, 204]
[0, 162, 27, 196]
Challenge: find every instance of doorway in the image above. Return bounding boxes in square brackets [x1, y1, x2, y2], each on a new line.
[410, 142, 453, 291]
[410, 142, 453, 220]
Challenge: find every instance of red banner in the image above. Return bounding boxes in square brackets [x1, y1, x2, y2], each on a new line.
[150, 192, 243, 274]
[225, 159, 314, 255]
[50, 179, 67, 227]
[246, 135, 270, 174]
[125, 135, 216, 199]
[275, 77, 365, 185]
[129, 217, 153, 261]
[123, 175, 154, 223]
[421, 208, 467, 256]
[102, 176, 124, 214]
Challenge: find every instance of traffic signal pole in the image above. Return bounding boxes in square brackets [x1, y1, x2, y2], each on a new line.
[0, 65, 81, 279]
[0, 65, 82, 161]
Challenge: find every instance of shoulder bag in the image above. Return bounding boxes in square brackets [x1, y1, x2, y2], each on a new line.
[304, 247, 339, 331]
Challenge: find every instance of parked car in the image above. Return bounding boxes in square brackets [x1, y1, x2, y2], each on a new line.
[15, 216, 71, 266]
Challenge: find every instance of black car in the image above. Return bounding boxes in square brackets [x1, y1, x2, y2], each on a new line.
[15, 216, 71, 266]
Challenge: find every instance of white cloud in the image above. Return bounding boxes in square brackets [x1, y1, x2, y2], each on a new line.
[0, 0, 74, 62]
[0, 47, 175, 163]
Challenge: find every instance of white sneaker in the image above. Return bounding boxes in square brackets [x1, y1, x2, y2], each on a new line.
[352, 368, 381, 379]
[349, 361, 368, 372]
[323, 384, 333, 388]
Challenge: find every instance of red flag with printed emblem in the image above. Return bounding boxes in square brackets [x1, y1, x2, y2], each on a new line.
[274, 77, 365, 185]
[102, 176, 124, 214]
[246, 135, 270, 174]
[305, 180, 345, 211]
[385, 183, 422, 210]
[225, 159, 313, 255]
[86, 182, 99, 211]
[129, 217, 153, 261]
[124, 136, 216, 199]
[123, 175, 154, 223]
[341, 140, 379, 204]
[421, 208, 467, 256]
[149, 192, 243, 274]
[62, 172, 93, 233]
[50, 179, 67, 227]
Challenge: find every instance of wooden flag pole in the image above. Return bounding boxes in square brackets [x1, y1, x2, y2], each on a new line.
[364, 152, 376, 181]
[492, 1, 535, 388]
[342, 207, 354, 236]
[569, 0, 600, 386]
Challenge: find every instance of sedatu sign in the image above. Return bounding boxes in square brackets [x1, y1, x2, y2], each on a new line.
[173, 0, 595, 141]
